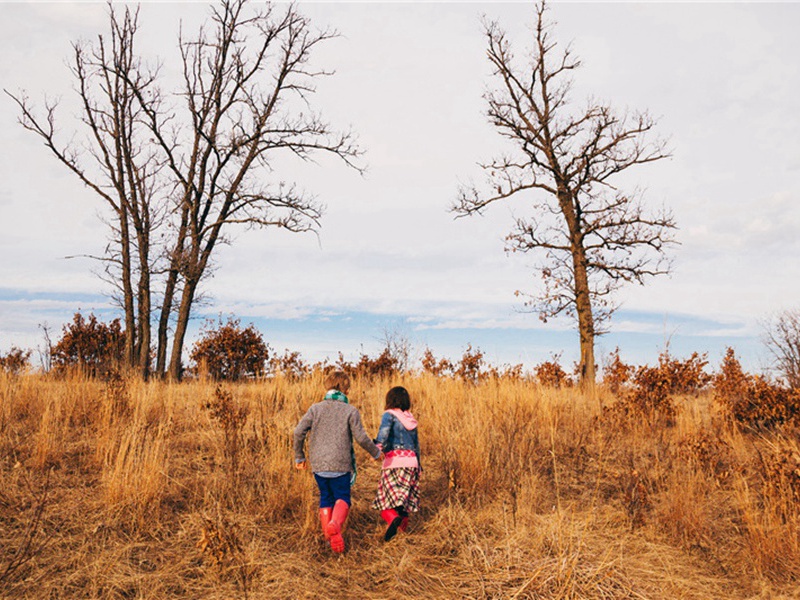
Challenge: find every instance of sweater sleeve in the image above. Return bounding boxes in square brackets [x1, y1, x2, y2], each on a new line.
[293, 406, 314, 463]
[350, 409, 381, 459]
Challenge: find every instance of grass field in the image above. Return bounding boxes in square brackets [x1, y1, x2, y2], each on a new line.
[1, 369, 799, 599]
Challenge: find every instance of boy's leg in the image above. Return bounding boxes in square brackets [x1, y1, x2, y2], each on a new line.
[314, 475, 335, 540]
[325, 474, 351, 553]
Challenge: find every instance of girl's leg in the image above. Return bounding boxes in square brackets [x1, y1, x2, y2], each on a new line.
[380, 509, 403, 541]
[396, 506, 409, 532]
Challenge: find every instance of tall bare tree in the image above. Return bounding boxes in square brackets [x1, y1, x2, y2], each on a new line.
[9, 1, 361, 380]
[136, 0, 361, 380]
[6, 5, 163, 378]
[454, 1, 676, 387]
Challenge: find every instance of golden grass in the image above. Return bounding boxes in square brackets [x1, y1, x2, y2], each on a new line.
[1, 369, 799, 598]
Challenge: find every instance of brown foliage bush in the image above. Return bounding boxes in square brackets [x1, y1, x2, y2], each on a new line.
[190, 318, 269, 381]
[534, 355, 572, 388]
[455, 344, 485, 383]
[269, 349, 309, 380]
[714, 347, 800, 428]
[717, 348, 800, 427]
[334, 348, 400, 380]
[51, 312, 124, 377]
[603, 347, 633, 394]
[0, 346, 31, 375]
[606, 350, 711, 424]
[421, 348, 454, 377]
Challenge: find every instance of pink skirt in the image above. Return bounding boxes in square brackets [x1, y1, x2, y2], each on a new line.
[372, 467, 420, 512]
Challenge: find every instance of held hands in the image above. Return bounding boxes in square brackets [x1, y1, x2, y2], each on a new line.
[295, 460, 308, 471]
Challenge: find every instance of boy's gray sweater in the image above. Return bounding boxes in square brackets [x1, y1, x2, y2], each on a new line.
[293, 399, 381, 472]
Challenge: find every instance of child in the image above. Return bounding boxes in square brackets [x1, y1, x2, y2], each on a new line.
[293, 370, 382, 553]
[372, 386, 421, 541]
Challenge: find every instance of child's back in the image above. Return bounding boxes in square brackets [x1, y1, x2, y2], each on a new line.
[293, 371, 381, 554]
[294, 398, 376, 473]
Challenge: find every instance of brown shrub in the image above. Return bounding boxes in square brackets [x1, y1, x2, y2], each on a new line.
[269, 349, 309, 380]
[421, 348, 454, 377]
[603, 347, 633, 394]
[604, 350, 711, 425]
[190, 317, 269, 381]
[0, 346, 31, 375]
[714, 347, 800, 428]
[455, 344, 485, 383]
[534, 355, 572, 388]
[51, 312, 124, 378]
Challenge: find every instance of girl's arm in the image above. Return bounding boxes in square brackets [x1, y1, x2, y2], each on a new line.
[373, 412, 394, 450]
[413, 429, 421, 470]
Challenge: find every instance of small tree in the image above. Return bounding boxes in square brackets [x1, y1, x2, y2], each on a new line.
[51, 312, 125, 377]
[190, 318, 270, 381]
[454, 1, 676, 388]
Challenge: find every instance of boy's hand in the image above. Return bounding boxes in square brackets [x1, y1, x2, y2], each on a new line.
[295, 461, 308, 471]
[374, 452, 385, 462]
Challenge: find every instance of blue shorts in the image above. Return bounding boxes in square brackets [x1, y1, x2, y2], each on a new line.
[314, 473, 351, 508]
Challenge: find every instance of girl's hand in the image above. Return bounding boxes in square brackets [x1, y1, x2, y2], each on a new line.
[295, 461, 308, 471]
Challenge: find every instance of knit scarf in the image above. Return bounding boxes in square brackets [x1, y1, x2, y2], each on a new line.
[324, 389, 357, 484]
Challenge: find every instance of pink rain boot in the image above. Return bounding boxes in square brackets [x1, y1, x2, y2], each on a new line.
[326, 500, 350, 553]
[380, 508, 403, 541]
[319, 507, 333, 540]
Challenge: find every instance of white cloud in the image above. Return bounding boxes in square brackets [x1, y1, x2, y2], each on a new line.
[1, 2, 799, 364]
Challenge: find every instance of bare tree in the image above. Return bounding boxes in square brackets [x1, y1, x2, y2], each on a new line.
[6, 5, 164, 378]
[136, 0, 361, 380]
[763, 309, 800, 389]
[454, 1, 676, 387]
[8, 1, 361, 381]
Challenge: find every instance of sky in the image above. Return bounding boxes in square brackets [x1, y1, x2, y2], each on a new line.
[1, 1, 799, 374]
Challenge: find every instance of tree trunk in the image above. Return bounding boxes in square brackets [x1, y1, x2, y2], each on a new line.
[167, 277, 198, 381]
[155, 208, 188, 378]
[155, 268, 177, 378]
[119, 205, 136, 370]
[572, 245, 596, 389]
[136, 243, 151, 379]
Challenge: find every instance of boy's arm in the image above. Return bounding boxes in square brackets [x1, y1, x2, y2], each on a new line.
[350, 409, 381, 459]
[293, 407, 314, 464]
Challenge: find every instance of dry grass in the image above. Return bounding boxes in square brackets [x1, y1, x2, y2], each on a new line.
[1, 369, 799, 599]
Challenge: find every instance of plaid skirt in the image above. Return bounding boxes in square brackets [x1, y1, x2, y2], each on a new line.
[372, 467, 421, 512]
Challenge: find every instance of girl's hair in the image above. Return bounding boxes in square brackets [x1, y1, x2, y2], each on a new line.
[325, 370, 351, 393]
[385, 386, 411, 411]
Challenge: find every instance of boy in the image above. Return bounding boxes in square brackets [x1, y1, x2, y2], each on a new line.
[293, 370, 382, 553]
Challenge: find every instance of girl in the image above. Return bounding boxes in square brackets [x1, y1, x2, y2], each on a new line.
[372, 386, 421, 541]
[294, 370, 382, 553]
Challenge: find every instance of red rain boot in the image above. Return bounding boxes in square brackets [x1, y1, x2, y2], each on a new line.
[380, 508, 403, 541]
[319, 507, 333, 540]
[326, 500, 349, 553]
[398, 507, 409, 532]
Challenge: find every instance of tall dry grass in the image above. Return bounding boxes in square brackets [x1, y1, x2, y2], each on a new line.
[1, 368, 799, 598]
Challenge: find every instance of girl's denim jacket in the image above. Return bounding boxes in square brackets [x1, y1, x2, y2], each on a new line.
[374, 412, 421, 470]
